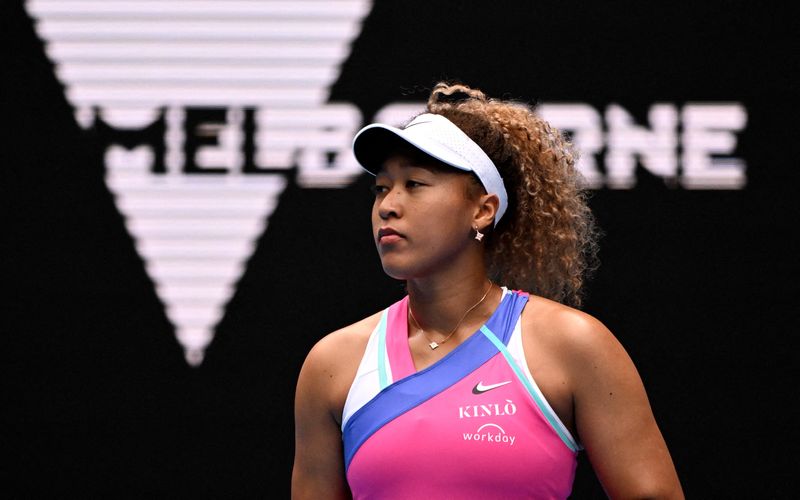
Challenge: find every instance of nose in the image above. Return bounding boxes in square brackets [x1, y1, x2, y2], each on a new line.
[377, 186, 402, 220]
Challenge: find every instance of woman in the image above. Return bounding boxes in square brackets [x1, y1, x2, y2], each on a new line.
[292, 83, 683, 499]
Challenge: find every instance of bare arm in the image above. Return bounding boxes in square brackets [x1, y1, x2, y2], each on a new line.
[292, 315, 379, 500]
[292, 338, 352, 500]
[568, 315, 684, 499]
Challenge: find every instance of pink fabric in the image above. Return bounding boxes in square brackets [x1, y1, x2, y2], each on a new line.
[385, 297, 415, 379]
[347, 300, 577, 499]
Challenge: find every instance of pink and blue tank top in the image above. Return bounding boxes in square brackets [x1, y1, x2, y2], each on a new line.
[342, 289, 581, 499]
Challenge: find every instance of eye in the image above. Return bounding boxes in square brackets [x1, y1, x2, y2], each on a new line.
[406, 179, 425, 189]
[370, 184, 388, 195]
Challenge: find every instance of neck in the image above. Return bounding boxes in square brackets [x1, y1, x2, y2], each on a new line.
[406, 269, 495, 337]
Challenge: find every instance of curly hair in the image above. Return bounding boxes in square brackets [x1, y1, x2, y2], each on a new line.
[425, 82, 599, 307]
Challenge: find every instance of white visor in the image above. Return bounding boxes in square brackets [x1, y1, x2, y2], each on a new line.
[352, 113, 508, 225]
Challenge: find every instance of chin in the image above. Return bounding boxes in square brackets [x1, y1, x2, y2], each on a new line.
[378, 255, 417, 281]
[380, 262, 410, 281]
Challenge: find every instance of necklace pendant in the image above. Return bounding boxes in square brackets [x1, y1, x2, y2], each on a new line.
[428, 341, 439, 350]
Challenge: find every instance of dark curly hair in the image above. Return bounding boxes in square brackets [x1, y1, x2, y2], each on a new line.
[424, 82, 599, 307]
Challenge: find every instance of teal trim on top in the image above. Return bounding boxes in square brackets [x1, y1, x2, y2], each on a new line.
[377, 309, 389, 390]
[479, 325, 580, 453]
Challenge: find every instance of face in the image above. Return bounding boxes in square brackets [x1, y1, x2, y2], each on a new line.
[372, 153, 480, 280]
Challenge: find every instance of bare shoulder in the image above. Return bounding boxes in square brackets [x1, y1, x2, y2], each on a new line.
[297, 311, 383, 422]
[519, 294, 638, 404]
[517, 295, 627, 433]
[521, 294, 619, 359]
[520, 295, 684, 498]
[305, 311, 383, 368]
[293, 312, 384, 498]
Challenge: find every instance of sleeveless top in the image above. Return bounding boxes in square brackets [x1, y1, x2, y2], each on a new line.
[341, 289, 580, 499]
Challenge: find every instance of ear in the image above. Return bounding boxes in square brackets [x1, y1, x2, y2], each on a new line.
[473, 193, 500, 232]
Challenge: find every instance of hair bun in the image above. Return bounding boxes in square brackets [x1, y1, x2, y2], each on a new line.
[428, 82, 487, 108]
[435, 89, 473, 103]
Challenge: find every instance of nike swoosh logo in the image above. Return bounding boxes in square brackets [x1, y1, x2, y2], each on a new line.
[472, 380, 511, 394]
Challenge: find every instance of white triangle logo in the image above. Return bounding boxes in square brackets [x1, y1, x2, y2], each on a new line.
[107, 158, 287, 366]
[26, 0, 372, 365]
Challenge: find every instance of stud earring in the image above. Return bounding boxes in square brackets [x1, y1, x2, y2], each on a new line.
[474, 225, 484, 242]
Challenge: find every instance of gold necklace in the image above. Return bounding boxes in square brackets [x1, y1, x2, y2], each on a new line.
[408, 281, 494, 350]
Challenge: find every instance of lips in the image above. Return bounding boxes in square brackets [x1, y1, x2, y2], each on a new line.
[377, 227, 404, 244]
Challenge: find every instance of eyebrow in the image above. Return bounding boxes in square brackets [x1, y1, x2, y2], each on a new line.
[375, 164, 444, 179]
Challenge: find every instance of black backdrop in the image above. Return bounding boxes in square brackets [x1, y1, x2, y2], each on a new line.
[6, 1, 798, 498]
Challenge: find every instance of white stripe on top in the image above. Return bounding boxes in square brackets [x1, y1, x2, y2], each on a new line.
[341, 309, 390, 429]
